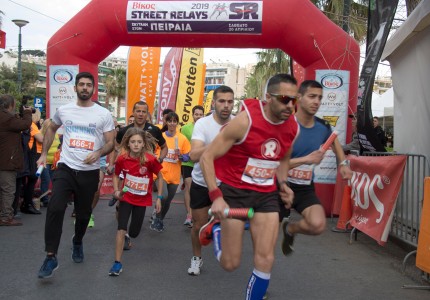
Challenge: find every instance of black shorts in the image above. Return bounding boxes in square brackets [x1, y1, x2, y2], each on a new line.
[181, 165, 193, 179]
[220, 183, 282, 213]
[190, 181, 211, 209]
[117, 201, 146, 238]
[289, 182, 321, 214]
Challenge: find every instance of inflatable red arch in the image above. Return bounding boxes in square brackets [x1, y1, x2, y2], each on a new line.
[47, 0, 359, 213]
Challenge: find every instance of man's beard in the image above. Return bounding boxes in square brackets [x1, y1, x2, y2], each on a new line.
[78, 90, 93, 101]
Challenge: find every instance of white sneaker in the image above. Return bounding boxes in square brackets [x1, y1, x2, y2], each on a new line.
[187, 256, 203, 276]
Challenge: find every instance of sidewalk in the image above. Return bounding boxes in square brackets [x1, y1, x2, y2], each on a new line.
[0, 191, 429, 299]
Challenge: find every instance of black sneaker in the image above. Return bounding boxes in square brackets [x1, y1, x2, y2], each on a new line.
[281, 221, 295, 256]
[71, 235, 84, 263]
[38, 256, 59, 278]
[123, 234, 132, 250]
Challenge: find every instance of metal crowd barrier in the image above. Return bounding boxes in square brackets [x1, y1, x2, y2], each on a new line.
[360, 152, 430, 274]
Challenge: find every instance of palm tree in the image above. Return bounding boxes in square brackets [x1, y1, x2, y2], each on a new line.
[104, 67, 126, 118]
[244, 49, 290, 98]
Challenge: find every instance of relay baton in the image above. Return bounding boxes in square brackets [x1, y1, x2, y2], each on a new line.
[35, 165, 44, 177]
[321, 130, 338, 152]
[208, 208, 254, 219]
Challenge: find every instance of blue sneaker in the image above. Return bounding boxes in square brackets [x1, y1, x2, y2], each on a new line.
[38, 256, 59, 278]
[109, 261, 123, 276]
[71, 235, 84, 263]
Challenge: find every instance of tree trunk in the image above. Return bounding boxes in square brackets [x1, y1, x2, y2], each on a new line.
[406, 0, 422, 16]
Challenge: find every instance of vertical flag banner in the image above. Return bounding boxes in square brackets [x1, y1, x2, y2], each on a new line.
[126, 47, 161, 122]
[314, 70, 350, 184]
[356, 0, 398, 152]
[49, 65, 79, 117]
[199, 64, 207, 106]
[176, 48, 205, 127]
[157, 47, 183, 124]
[204, 90, 214, 115]
[0, 30, 6, 49]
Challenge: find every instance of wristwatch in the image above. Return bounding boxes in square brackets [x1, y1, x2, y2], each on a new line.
[339, 159, 350, 167]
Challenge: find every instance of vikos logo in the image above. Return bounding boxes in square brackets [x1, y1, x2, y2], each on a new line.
[53, 70, 73, 84]
[350, 171, 386, 223]
[321, 75, 343, 89]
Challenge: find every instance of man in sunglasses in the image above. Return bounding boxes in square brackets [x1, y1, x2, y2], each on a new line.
[280, 80, 353, 256]
[198, 74, 299, 299]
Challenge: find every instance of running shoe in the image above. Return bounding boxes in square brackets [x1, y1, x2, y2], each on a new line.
[108, 197, 117, 207]
[149, 208, 156, 223]
[187, 256, 203, 276]
[38, 256, 59, 279]
[157, 218, 165, 232]
[123, 234, 132, 250]
[108, 261, 123, 276]
[87, 214, 95, 228]
[281, 221, 295, 256]
[199, 216, 220, 246]
[71, 235, 84, 263]
[183, 215, 193, 228]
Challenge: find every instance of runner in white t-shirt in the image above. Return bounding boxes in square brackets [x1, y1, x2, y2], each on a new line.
[187, 85, 235, 276]
[37, 72, 115, 279]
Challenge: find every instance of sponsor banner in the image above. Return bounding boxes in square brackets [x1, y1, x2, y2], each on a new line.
[204, 90, 214, 114]
[126, 1, 263, 34]
[176, 48, 205, 127]
[199, 64, 206, 106]
[417, 178, 430, 273]
[356, 0, 398, 152]
[349, 155, 406, 245]
[291, 60, 305, 86]
[157, 47, 183, 124]
[126, 47, 161, 122]
[0, 30, 6, 49]
[49, 65, 79, 117]
[314, 70, 350, 183]
[100, 174, 114, 195]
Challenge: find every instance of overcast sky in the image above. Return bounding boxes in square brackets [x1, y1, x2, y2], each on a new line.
[1, 0, 260, 65]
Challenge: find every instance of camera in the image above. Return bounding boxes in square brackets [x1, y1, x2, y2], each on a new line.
[19, 95, 36, 117]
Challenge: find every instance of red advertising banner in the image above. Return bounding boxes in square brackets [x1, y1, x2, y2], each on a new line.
[348, 155, 407, 245]
[291, 60, 305, 86]
[416, 177, 430, 273]
[156, 47, 183, 124]
[0, 30, 6, 49]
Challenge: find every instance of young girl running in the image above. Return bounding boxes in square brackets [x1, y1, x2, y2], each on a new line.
[109, 128, 163, 276]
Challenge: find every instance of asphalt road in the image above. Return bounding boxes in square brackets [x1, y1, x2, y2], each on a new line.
[1, 191, 429, 300]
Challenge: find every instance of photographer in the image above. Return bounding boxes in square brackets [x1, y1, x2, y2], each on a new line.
[0, 94, 32, 226]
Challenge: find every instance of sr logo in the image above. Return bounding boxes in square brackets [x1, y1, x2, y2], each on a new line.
[229, 3, 259, 20]
[261, 138, 280, 159]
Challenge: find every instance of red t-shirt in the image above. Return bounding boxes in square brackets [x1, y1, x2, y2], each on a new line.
[115, 153, 162, 206]
[215, 99, 299, 193]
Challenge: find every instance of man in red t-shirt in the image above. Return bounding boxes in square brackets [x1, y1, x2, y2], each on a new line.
[199, 74, 299, 299]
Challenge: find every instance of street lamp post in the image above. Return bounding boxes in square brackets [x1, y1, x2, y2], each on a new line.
[12, 19, 29, 93]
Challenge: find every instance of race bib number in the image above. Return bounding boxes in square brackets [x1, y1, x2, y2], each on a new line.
[69, 132, 95, 152]
[288, 164, 314, 185]
[164, 149, 179, 163]
[242, 158, 279, 186]
[124, 174, 149, 196]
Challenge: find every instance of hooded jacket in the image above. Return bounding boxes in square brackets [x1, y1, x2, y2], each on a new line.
[0, 109, 32, 171]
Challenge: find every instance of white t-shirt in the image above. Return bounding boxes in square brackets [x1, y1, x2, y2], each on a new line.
[52, 102, 115, 171]
[191, 114, 231, 187]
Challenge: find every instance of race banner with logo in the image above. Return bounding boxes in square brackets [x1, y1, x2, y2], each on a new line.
[49, 65, 79, 117]
[176, 48, 205, 127]
[313, 70, 349, 184]
[199, 64, 206, 106]
[126, 0, 263, 34]
[100, 174, 114, 195]
[157, 47, 183, 124]
[356, 0, 398, 152]
[349, 155, 406, 245]
[126, 47, 161, 123]
[204, 90, 214, 114]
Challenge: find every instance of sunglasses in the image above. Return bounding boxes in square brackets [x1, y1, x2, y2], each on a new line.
[269, 93, 297, 105]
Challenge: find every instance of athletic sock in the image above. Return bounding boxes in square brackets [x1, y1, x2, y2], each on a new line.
[212, 223, 222, 262]
[245, 269, 270, 300]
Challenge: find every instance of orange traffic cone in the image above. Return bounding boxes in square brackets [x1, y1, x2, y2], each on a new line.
[331, 185, 353, 232]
